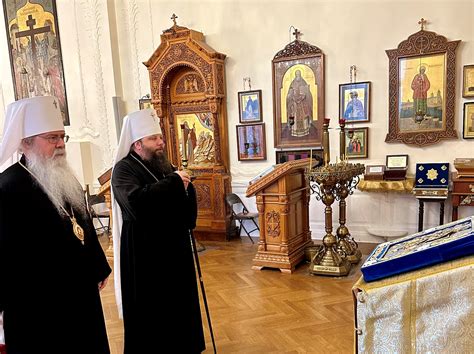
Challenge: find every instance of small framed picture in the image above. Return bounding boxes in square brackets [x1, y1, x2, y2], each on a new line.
[463, 102, 474, 139]
[339, 81, 370, 123]
[386, 154, 409, 169]
[236, 123, 266, 161]
[345, 127, 368, 159]
[139, 96, 152, 110]
[462, 65, 474, 98]
[275, 149, 323, 165]
[238, 90, 263, 123]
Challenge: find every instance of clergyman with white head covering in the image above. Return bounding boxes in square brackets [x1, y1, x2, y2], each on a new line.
[0, 96, 111, 353]
[111, 108, 205, 353]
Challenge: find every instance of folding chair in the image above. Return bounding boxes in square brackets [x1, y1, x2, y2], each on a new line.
[85, 184, 111, 234]
[225, 193, 259, 243]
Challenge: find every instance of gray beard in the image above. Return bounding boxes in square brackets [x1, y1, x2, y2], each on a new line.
[27, 150, 87, 218]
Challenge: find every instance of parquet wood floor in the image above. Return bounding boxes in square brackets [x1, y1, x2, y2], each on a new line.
[100, 238, 365, 353]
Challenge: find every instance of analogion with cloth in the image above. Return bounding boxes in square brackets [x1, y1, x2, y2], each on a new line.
[361, 216, 474, 282]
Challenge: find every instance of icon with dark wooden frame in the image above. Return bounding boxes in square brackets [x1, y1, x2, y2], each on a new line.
[236, 123, 266, 161]
[463, 102, 474, 139]
[462, 65, 474, 98]
[275, 149, 323, 165]
[272, 37, 325, 149]
[3, 0, 70, 125]
[345, 127, 368, 159]
[238, 90, 262, 123]
[339, 81, 370, 123]
[385, 26, 459, 146]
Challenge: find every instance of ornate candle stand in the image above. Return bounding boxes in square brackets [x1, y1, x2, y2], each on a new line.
[305, 118, 364, 276]
[334, 172, 363, 263]
[307, 163, 364, 275]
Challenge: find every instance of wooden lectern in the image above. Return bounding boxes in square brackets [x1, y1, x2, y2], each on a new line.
[246, 159, 312, 273]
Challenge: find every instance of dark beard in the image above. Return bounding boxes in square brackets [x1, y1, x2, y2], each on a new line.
[145, 151, 174, 176]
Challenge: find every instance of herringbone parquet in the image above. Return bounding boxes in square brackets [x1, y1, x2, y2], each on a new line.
[100, 238, 364, 353]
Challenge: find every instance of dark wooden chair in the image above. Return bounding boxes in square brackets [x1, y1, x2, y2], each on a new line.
[225, 193, 259, 243]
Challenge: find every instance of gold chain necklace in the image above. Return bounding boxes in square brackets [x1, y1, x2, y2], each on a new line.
[19, 161, 85, 244]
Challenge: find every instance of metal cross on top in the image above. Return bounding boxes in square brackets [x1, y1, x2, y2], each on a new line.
[418, 18, 427, 31]
[171, 13, 178, 26]
[293, 28, 302, 40]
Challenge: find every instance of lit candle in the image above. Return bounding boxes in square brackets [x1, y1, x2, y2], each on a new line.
[180, 123, 187, 160]
[323, 118, 330, 165]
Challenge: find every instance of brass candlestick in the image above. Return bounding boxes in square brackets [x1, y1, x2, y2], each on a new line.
[306, 118, 364, 276]
[323, 118, 330, 166]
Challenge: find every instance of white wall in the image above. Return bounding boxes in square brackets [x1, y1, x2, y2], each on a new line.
[1, 0, 473, 242]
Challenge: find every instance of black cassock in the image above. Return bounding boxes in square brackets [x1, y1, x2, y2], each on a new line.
[112, 152, 205, 353]
[0, 159, 111, 354]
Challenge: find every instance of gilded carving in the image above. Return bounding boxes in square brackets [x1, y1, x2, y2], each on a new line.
[266, 210, 281, 238]
[153, 43, 212, 98]
[176, 73, 204, 94]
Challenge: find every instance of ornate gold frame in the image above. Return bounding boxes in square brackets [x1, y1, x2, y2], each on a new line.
[385, 29, 459, 146]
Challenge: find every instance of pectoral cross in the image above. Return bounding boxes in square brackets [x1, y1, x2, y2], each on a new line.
[15, 15, 51, 69]
[418, 18, 427, 31]
[53, 100, 57, 109]
[293, 28, 302, 40]
[171, 14, 178, 26]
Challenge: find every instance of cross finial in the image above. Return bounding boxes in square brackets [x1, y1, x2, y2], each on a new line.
[418, 18, 427, 31]
[171, 14, 178, 26]
[293, 28, 302, 40]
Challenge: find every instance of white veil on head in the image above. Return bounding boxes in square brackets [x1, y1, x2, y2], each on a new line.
[0, 96, 64, 167]
[111, 108, 161, 317]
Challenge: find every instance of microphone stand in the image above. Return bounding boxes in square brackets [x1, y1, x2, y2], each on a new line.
[189, 228, 217, 353]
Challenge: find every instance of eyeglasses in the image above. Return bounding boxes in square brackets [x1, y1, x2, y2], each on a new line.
[37, 134, 70, 144]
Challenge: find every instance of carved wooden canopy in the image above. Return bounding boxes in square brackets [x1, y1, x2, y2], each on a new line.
[143, 22, 229, 170]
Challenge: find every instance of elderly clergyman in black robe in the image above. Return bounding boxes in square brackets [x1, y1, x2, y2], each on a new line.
[0, 96, 111, 353]
[111, 108, 205, 353]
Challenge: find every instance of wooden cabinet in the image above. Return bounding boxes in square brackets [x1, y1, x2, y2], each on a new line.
[246, 159, 312, 273]
[451, 175, 474, 221]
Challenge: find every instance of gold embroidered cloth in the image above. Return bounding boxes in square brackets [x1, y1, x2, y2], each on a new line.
[357, 178, 415, 193]
[353, 255, 474, 353]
